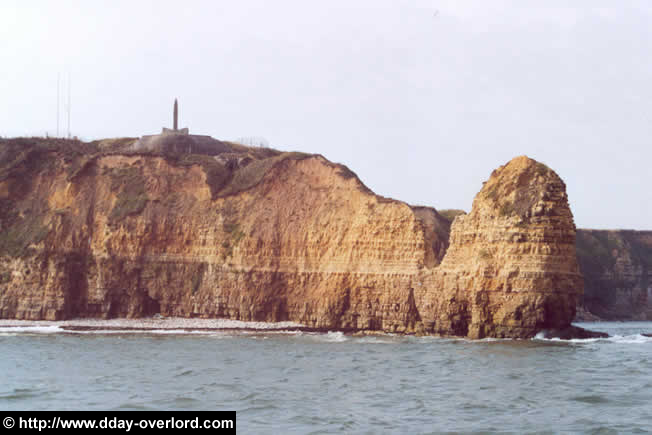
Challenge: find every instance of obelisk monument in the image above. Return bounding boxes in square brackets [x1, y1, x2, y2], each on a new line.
[173, 98, 178, 131]
[158, 99, 189, 135]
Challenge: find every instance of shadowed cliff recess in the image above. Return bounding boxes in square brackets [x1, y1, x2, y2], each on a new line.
[0, 138, 590, 338]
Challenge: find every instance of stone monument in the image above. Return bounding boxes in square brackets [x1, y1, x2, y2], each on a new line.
[131, 98, 231, 154]
[162, 98, 189, 135]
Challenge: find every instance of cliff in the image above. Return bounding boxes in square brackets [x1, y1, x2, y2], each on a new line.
[415, 156, 582, 338]
[0, 138, 583, 338]
[575, 230, 652, 320]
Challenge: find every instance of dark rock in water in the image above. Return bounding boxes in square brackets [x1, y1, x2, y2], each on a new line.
[643, 333, 652, 338]
[539, 325, 609, 340]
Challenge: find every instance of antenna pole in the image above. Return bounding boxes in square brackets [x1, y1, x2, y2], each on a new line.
[56, 74, 60, 137]
[67, 73, 71, 139]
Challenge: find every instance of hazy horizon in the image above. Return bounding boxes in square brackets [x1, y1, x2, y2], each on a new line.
[2, 1, 651, 230]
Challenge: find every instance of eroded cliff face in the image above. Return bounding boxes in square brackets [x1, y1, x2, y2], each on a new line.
[415, 156, 582, 338]
[576, 230, 652, 320]
[0, 139, 582, 337]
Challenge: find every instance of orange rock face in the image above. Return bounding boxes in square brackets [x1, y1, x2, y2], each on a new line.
[0, 140, 582, 338]
[415, 156, 583, 338]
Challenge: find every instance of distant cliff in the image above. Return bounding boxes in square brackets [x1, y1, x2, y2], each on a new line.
[575, 230, 652, 320]
[0, 138, 583, 338]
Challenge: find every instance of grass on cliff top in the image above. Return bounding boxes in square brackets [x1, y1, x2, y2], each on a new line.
[481, 160, 554, 221]
[616, 231, 652, 269]
[0, 137, 104, 185]
[0, 137, 317, 202]
[216, 151, 311, 198]
[509, 162, 550, 217]
[160, 150, 312, 199]
[88, 137, 137, 152]
[162, 153, 231, 200]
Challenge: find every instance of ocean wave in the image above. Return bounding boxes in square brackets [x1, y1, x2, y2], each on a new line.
[0, 317, 307, 336]
[354, 336, 400, 344]
[4, 322, 649, 344]
[606, 334, 652, 344]
[324, 331, 347, 342]
[533, 332, 652, 344]
[0, 326, 236, 337]
[66, 329, 219, 335]
[0, 325, 63, 334]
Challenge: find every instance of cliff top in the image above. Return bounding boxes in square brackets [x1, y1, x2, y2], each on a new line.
[472, 155, 570, 224]
[0, 136, 361, 201]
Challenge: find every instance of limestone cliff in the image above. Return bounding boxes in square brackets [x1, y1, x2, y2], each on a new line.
[575, 230, 652, 320]
[415, 156, 582, 338]
[0, 138, 582, 338]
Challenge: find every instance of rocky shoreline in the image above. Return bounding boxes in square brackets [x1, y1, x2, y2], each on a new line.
[0, 317, 305, 331]
[0, 317, 613, 339]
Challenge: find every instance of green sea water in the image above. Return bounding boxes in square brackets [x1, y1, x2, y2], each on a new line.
[1, 322, 651, 434]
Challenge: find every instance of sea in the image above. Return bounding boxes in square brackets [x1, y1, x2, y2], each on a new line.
[1, 321, 652, 434]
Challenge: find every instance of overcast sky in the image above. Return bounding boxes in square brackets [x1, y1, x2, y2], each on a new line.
[2, 1, 651, 230]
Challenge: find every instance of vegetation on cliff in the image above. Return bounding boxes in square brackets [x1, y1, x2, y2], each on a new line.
[0, 137, 311, 261]
[576, 230, 652, 320]
[0, 137, 319, 238]
[106, 166, 149, 224]
[0, 198, 49, 257]
[481, 159, 555, 222]
[437, 209, 466, 223]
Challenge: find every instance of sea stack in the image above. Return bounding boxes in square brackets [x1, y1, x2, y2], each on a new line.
[416, 156, 583, 338]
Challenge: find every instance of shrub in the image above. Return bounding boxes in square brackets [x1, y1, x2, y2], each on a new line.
[438, 209, 466, 223]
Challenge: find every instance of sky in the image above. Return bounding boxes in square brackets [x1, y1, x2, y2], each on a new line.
[2, 0, 651, 230]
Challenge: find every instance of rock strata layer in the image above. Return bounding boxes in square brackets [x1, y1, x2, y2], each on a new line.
[0, 139, 583, 338]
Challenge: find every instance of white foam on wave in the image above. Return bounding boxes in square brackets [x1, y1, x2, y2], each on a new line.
[533, 332, 652, 344]
[606, 334, 652, 344]
[323, 331, 347, 342]
[264, 330, 305, 336]
[66, 329, 224, 336]
[0, 327, 249, 338]
[355, 336, 399, 344]
[413, 336, 516, 344]
[533, 331, 601, 343]
[412, 336, 459, 343]
[0, 317, 306, 335]
[479, 337, 514, 342]
[0, 325, 63, 334]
